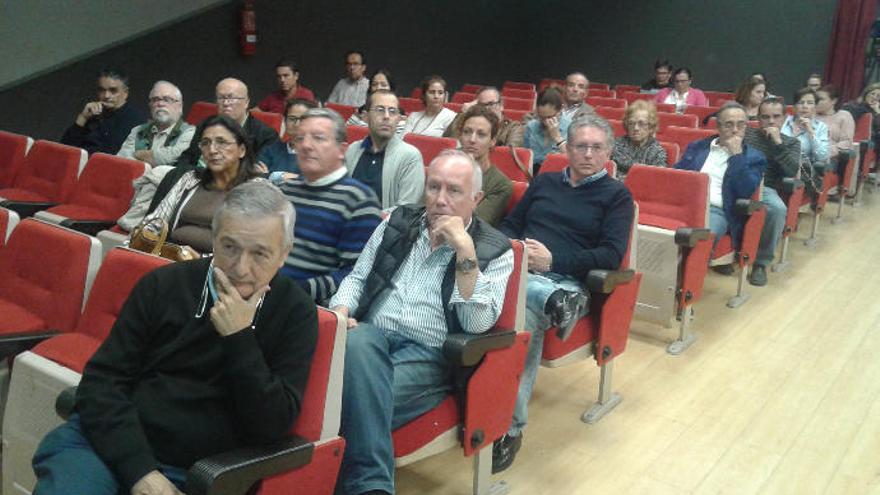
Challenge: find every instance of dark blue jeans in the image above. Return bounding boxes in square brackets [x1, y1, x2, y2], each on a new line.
[32, 414, 188, 495]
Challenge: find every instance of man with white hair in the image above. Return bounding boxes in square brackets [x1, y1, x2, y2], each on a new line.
[117, 81, 195, 166]
[330, 149, 514, 495]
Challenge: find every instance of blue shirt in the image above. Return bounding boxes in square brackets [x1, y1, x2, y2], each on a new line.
[781, 115, 830, 167]
[524, 113, 572, 165]
[258, 140, 300, 176]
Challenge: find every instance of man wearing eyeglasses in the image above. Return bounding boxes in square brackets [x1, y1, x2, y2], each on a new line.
[327, 51, 370, 106]
[257, 98, 318, 179]
[61, 68, 146, 155]
[674, 102, 767, 270]
[344, 90, 425, 211]
[175, 78, 279, 168]
[743, 97, 801, 285]
[495, 114, 634, 473]
[117, 81, 195, 166]
[443, 86, 524, 147]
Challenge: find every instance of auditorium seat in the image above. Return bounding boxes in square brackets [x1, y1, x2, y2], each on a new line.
[624, 165, 713, 354]
[595, 106, 626, 121]
[251, 109, 284, 136]
[586, 96, 626, 108]
[2, 247, 168, 495]
[452, 91, 477, 104]
[538, 78, 565, 91]
[0, 140, 87, 218]
[502, 108, 529, 123]
[773, 178, 806, 271]
[608, 119, 625, 137]
[539, 202, 641, 423]
[345, 125, 370, 144]
[684, 105, 721, 127]
[505, 181, 529, 215]
[490, 146, 534, 182]
[825, 150, 857, 225]
[657, 126, 716, 159]
[619, 91, 656, 104]
[614, 84, 641, 94]
[502, 97, 533, 112]
[588, 88, 616, 98]
[0, 131, 34, 188]
[391, 240, 529, 495]
[184, 101, 217, 125]
[851, 113, 874, 205]
[460, 83, 484, 94]
[501, 88, 536, 100]
[656, 112, 699, 131]
[502, 81, 536, 92]
[658, 141, 680, 164]
[410, 87, 423, 100]
[539, 154, 617, 178]
[403, 134, 457, 166]
[398, 97, 425, 115]
[325, 103, 358, 122]
[704, 91, 736, 107]
[444, 102, 463, 113]
[35, 153, 147, 236]
[589, 82, 611, 91]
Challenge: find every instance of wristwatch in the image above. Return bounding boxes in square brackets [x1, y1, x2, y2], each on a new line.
[455, 256, 478, 273]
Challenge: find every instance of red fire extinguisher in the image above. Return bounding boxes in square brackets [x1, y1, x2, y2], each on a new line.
[240, 0, 257, 56]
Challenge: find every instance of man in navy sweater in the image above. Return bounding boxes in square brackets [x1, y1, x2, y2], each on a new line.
[495, 114, 634, 472]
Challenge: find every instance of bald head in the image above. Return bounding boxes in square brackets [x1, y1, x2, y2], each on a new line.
[215, 78, 250, 123]
[149, 80, 184, 126]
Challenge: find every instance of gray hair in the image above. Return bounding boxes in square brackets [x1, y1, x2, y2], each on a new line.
[303, 107, 347, 144]
[150, 80, 183, 102]
[212, 181, 295, 248]
[475, 86, 501, 99]
[429, 149, 483, 198]
[567, 113, 615, 149]
[717, 101, 747, 122]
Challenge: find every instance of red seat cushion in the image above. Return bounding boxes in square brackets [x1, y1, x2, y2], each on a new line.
[31, 333, 102, 373]
[638, 213, 688, 231]
[0, 188, 52, 203]
[392, 397, 459, 457]
[0, 299, 47, 333]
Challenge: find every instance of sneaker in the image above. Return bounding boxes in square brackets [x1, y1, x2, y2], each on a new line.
[546, 290, 589, 341]
[749, 264, 768, 286]
[711, 263, 736, 276]
[491, 433, 523, 474]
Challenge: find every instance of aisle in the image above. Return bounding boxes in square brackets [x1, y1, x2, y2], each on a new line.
[396, 190, 880, 495]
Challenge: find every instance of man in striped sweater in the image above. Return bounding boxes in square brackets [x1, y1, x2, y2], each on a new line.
[276, 108, 381, 303]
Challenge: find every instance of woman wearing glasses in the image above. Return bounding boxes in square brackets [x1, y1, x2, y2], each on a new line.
[653, 67, 709, 112]
[781, 87, 830, 197]
[610, 100, 667, 179]
[402, 75, 457, 137]
[133, 115, 262, 254]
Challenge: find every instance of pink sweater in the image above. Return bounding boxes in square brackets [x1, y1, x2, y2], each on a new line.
[654, 87, 709, 107]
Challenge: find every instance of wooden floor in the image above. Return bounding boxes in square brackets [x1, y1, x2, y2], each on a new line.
[397, 190, 880, 495]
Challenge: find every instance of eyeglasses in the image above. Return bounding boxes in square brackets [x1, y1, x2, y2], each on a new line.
[198, 138, 237, 149]
[216, 96, 246, 104]
[369, 106, 400, 116]
[625, 120, 652, 129]
[719, 121, 748, 130]
[674, 79, 691, 84]
[149, 96, 179, 104]
[286, 115, 304, 124]
[480, 100, 501, 108]
[570, 143, 606, 155]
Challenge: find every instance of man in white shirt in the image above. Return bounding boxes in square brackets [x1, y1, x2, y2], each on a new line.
[327, 51, 370, 107]
[117, 81, 195, 166]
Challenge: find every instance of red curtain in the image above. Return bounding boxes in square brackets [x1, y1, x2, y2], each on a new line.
[825, 0, 878, 101]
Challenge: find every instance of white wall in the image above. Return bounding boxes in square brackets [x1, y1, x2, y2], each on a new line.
[0, 0, 230, 89]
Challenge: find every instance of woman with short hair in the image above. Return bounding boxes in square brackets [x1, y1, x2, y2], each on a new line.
[610, 99, 667, 179]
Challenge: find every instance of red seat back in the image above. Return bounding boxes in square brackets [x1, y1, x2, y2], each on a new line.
[501, 88, 536, 101]
[0, 131, 33, 188]
[345, 125, 370, 144]
[505, 181, 528, 215]
[657, 112, 699, 131]
[6, 140, 85, 203]
[588, 88, 616, 98]
[657, 126, 716, 158]
[704, 91, 735, 107]
[502, 82, 536, 92]
[185, 101, 218, 126]
[0, 219, 99, 334]
[0, 207, 20, 247]
[324, 103, 358, 122]
[684, 105, 721, 128]
[589, 82, 611, 91]
[587, 97, 626, 108]
[538, 79, 565, 92]
[444, 102, 463, 113]
[451, 92, 476, 104]
[658, 141, 680, 164]
[490, 146, 533, 182]
[502, 97, 533, 112]
[251, 110, 284, 136]
[52, 154, 147, 221]
[595, 106, 626, 121]
[619, 92, 656, 104]
[460, 84, 484, 94]
[410, 87, 423, 100]
[855, 113, 872, 142]
[656, 103, 676, 113]
[403, 134, 457, 166]
[398, 97, 425, 115]
[614, 84, 641, 94]
[608, 119, 625, 137]
[502, 108, 529, 123]
[624, 165, 708, 229]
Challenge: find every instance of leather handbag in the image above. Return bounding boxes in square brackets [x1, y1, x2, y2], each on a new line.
[129, 217, 200, 262]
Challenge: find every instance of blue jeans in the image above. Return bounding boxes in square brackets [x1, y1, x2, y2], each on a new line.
[708, 205, 729, 249]
[509, 272, 585, 436]
[339, 323, 452, 495]
[32, 414, 187, 495]
[756, 186, 787, 266]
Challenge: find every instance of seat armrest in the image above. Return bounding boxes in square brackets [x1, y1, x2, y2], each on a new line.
[0, 330, 60, 359]
[187, 436, 314, 495]
[586, 269, 635, 294]
[443, 331, 516, 367]
[60, 219, 116, 236]
[734, 198, 763, 216]
[0, 201, 57, 218]
[56, 386, 78, 420]
[781, 177, 805, 194]
[674, 227, 711, 248]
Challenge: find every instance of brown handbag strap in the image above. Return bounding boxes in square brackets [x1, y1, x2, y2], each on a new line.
[150, 220, 169, 255]
[509, 144, 532, 181]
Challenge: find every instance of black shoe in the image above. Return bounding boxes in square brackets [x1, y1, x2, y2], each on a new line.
[492, 433, 523, 474]
[711, 263, 736, 276]
[749, 264, 768, 286]
[546, 290, 589, 341]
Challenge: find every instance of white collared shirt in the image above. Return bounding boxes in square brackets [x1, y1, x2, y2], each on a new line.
[664, 90, 689, 113]
[700, 138, 730, 208]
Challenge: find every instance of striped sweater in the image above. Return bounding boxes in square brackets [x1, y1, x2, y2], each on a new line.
[278, 172, 381, 303]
